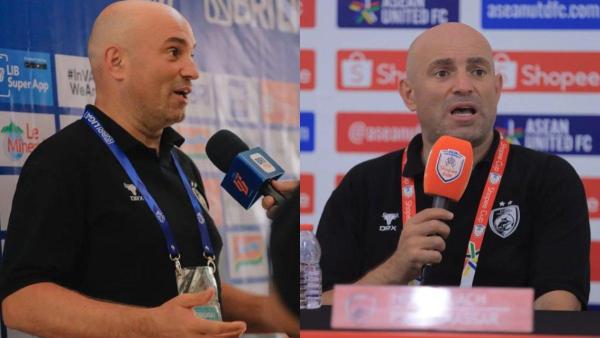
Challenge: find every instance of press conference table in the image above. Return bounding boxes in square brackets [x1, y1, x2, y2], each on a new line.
[301, 306, 600, 337]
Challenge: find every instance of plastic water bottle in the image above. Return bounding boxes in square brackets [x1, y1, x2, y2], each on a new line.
[300, 224, 322, 309]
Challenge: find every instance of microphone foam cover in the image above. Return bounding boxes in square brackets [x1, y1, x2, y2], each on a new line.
[205, 129, 250, 173]
[424, 135, 474, 202]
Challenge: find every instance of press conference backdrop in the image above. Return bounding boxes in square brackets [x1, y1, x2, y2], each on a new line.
[300, 0, 600, 307]
[0, 1, 299, 337]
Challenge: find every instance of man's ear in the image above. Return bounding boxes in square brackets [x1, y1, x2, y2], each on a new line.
[105, 46, 126, 81]
[399, 78, 417, 111]
[494, 73, 503, 105]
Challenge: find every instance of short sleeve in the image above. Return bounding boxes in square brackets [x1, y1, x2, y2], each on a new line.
[530, 155, 590, 307]
[0, 158, 84, 303]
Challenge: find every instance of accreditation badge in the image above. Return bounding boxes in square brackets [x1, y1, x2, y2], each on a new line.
[176, 266, 222, 321]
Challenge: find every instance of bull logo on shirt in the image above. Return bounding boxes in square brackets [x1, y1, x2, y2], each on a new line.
[435, 149, 466, 183]
[488, 201, 520, 238]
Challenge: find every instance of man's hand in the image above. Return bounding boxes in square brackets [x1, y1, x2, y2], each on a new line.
[149, 289, 247, 338]
[389, 208, 453, 283]
[261, 180, 298, 219]
[355, 208, 453, 286]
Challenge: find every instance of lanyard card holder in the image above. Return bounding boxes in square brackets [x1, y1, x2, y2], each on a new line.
[176, 266, 222, 321]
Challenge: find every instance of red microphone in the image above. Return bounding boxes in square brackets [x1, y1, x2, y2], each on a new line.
[420, 135, 473, 283]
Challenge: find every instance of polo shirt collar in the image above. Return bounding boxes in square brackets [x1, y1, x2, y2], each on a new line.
[402, 130, 501, 178]
[85, 105, 185, 154]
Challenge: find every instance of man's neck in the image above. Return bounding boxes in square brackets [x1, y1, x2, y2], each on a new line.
[420, 132, 494, 167]
[94, 101, 162, 153]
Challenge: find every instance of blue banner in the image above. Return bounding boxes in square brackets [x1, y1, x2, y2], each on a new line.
[300, 111, 314, 152]
[0, 49, 54, 106]
[496, 114, 599, 155]
[338, 0, 459, 28]
[482, 0, 600, 29]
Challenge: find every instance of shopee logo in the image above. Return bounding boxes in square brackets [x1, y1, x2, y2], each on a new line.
[337, 112, 420, 152]
[301, 0, 315, 28]
[337, 50, 407, 91]
[301, 49, 315, 90]
[300, 173, 314, 214]
[583, 178, 600, 219]
[494, 52, 600, 92]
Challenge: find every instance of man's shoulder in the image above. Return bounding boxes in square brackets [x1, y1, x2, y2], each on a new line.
[508, 143, 580, 180]
[23, 119, 93, 171]
[346, 148, 404, 179]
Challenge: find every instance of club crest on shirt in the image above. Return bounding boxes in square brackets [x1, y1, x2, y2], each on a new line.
[435, 149, 466, 183]
[488, 201, 520, 238]
[190, 180, 209, 211]
[344, 293, 377, 324]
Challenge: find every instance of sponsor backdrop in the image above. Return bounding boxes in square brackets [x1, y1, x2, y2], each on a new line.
[0, 1, 299, 337]
[300, 0, 600, 308]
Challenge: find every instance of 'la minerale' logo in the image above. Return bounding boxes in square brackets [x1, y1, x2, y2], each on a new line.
[1, 121, 25, 160]
[1, 120, 40, 161]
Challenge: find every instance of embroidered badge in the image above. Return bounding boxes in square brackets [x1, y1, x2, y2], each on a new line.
[488, 201, 520, 238]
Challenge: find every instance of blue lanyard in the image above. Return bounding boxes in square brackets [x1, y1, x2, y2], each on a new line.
[82, 108, 215, 265]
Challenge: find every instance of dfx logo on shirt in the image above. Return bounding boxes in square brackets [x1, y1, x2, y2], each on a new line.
[379, 212, 399, 232]
[123, 182, 143, 202]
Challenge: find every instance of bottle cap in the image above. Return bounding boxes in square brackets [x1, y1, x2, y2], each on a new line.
[300, 224, 314, 232]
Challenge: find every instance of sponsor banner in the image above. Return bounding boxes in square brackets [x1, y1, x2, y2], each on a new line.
[180, 0, 299, 83]
[496, 114, 598, 155]
[301, 0, 316, 27]
[300, 111, 315, 152]
[261, 79, 299, 126]
[214, 74, 261, 125]
[0, 175, 18, 231]
[59, 114, 82, 130]
[483, 0, 600, 29]
[338, 0, 459, 28]
[300, 49, 315, 90]
[55, 54, 96, 108]
[186, 73, 217, 120]
[226, 225, 268, 280]
[337, 50, 407, 91]
[584, 178, 600, 219]
[336, 173, 345, 187]
[493, 51, 600, 93]
[592, 241, 600, 281]
[0, 112, 55, 166]
[172, 123, 216, 164]
[300, 172, 314, 214]
[202, 178, 225, 230]
[263, 128, 300, 178]
[0, 48, 53, 106]
[337, 112, 420, 152]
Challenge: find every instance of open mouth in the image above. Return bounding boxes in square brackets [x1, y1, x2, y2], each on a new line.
[174, 88, 191, 99]
[451, 107, 476, 115]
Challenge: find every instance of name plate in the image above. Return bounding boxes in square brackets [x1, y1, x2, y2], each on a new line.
[331, 285, 533, 333]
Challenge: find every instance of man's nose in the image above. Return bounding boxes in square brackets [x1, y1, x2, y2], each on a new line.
[452, 71, 474, 95]
[181, 57, 200, 80]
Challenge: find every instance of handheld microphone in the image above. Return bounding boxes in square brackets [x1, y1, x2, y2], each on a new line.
[206, 129, 286, 209]
[421, 135, 473, 282]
